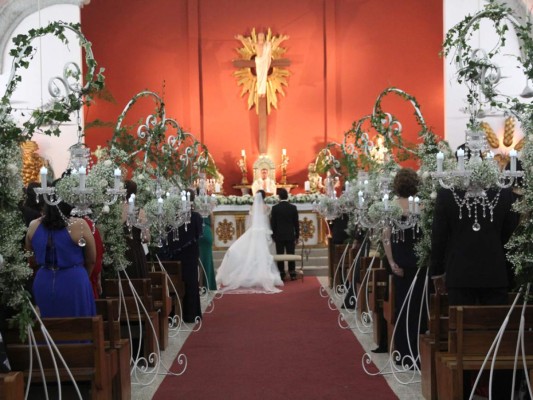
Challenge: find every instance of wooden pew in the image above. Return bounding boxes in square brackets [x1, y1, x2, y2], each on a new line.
[420, 293, 449, 400]
[148, 271, 171, 349]
[150, 261, 184, 320]
[369, 267, 388, 349]
[95, 299, 131, 400]
[104, 278, 160, 363]
[0, 372, 24, 400]
[381, 273, 396, 353]
[4, 316, 112, 400]
[435, 305, 533, 400]
[328, 243, 353, 289]
[355, 257, 378, 320]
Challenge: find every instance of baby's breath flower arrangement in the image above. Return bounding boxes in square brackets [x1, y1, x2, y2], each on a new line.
[367, 202, 403, 223]
[0, 143, 33, 335]
[506, 112, 533, 290]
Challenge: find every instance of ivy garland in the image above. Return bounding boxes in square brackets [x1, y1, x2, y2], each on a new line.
[441, 0, 533, 120]
[506, 111, 533, 289]
[0, 22, 105, 337]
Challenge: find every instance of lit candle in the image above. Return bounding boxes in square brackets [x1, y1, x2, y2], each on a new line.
[78, 166, 86, 190]
[358, 190, 364, 207]
[282, 148, 287, 156]
[436, 152, 444, 173]
[510, 150, 517, 173]
[128, 193, 135, 213]
[40, 166, 48, 189]
[304, 181, 310, 191]
[158, 197, 164, 214]
[414, 196, 420, 214]
[383, 193, 389, 210]
[114, 167, 121, 190]
[345, 181, 349, 191]
[241, 149, 246, 157]
[408, 196, 414, 213]
[215, 182, 221, 193]
[456, 149, 465, 171]
[181, 194, 187, 211]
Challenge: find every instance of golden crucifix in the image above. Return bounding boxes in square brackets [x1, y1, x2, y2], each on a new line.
[233, 28, 290, 154]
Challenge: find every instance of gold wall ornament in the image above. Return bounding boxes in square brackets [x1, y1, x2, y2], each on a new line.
[503, 116, 515, 147]
[481, 121, 499, 149]
[299, 217, 316, 242]
[215, 218, 236, 244]
[233, 27, 290, 115]
[20, 141, 45, 186]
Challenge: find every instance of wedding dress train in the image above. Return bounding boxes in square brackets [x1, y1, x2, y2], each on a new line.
[216, 192, 283, 293]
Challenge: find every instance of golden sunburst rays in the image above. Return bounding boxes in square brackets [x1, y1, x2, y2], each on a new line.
[233, 27, 290, 115]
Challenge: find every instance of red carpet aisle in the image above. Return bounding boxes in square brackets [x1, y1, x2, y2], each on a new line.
[153, 277, 397, 399]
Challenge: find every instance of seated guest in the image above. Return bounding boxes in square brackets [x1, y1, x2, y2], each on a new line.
[20, 182, 43, 226]
[158, 189, 203, 323]
[25, 201, 96, 318]
[122, 180, 149, 279]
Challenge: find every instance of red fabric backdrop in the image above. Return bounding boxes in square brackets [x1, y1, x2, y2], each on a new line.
[81, 0, 444, 194]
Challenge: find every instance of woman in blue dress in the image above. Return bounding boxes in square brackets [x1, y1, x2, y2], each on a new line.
[25, 201, 96, 318]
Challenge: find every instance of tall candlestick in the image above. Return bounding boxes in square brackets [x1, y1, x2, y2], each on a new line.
[436, 152, 444, 173]
[383, 193, 389, 210]
[510, 150, 517, 173]
[358, 190, 364, 208]
[181, 195, 187, 211]
[414, 196, 420, 214]
[78, 166, 86, 190]
[408, 196, 414, 213]
[128, 193, 135, 213]
[304, 181, 310, 192]
[114, 167, 121, 190]
[158, 197, 164, 214]
[282, 148, 286, 156]
[241, 149, 246, 157]
[215, 182, 221, 193]
[456, 149, 465, 171]
[40, 166, 48, 189]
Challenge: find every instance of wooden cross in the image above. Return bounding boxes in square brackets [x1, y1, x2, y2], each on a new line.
[232, 57, 290, 154]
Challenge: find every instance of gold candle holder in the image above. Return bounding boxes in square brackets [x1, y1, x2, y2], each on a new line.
[238, 151, 248, 185]
[280, 150, 289, 185]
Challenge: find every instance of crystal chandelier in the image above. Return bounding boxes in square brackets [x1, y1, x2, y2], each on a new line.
[431, 125, 523, 231]
[194, 172, 217, 219]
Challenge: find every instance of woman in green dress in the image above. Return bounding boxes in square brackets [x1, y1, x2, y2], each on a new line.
[199, 216, 217, 290]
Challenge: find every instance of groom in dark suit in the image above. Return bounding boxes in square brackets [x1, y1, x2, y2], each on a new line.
[271, 188, 300, 280]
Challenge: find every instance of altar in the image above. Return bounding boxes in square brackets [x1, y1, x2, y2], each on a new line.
[212, 203, 326, 250]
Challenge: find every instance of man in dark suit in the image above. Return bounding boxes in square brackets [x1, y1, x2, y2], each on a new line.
[430, 187, 518, 306]
[271, 188, 300, 280]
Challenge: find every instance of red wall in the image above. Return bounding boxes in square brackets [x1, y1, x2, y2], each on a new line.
[81, 0, 443, 193]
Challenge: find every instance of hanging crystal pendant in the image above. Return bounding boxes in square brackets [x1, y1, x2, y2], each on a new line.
[78, 237, 87, 247]
[472, 222, 481, 232]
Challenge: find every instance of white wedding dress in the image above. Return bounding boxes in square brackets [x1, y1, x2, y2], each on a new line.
[216, 192, 283, 293]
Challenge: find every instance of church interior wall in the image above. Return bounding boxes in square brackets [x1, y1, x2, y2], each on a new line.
[80, 0, 444, 193]
[4, 1, 527, 191]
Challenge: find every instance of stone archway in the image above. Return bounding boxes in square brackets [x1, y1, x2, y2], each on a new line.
[0, 0, 89, 73]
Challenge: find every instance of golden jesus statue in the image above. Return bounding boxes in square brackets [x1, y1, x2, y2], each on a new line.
[233, 28, 290, 153]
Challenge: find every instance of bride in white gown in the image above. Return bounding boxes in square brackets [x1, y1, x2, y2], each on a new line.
[216, 191, 283, 293]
